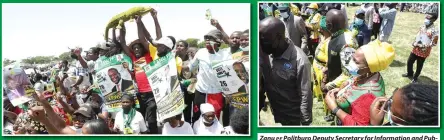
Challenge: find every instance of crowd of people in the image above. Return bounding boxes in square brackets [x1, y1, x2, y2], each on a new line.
[4, 8, 249, 135]
[259, 3, 439, 126]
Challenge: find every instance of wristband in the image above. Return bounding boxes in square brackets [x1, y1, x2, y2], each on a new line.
[331, 107, 341, 115]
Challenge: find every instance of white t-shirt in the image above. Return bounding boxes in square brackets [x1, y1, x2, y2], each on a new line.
[75, 61, 91, 87]
[113, 110, 147, 134]
[192, 118, 224, 135]
[34, 81, 45, 93]
[58, 67, 76, 92]
[188, 48, 231, 93]
[162, 122, 194, 135]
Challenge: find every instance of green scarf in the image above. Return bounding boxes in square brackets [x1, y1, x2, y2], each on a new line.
[332, 29, 345, 38]
[123, 108, 136, 129]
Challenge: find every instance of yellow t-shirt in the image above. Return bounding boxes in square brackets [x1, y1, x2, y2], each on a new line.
[150, 45, 182, 75]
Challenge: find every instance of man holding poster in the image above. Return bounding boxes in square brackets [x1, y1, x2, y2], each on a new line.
[187, 29, 232, 124]
[143, 52, 185, 122]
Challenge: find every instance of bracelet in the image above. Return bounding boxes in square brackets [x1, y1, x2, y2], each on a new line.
[331, 107, 341, 115]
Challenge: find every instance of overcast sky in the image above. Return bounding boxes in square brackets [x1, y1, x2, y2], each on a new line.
[2, 3, 250, 61]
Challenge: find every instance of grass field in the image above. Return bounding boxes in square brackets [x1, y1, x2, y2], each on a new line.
[259, 6, 440, 126]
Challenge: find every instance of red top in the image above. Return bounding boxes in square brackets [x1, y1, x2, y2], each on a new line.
[130, 52, 153, 93]
[341, 93, 376, 125]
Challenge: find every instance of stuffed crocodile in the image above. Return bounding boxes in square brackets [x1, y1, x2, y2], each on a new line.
[104, 6, 153, 40]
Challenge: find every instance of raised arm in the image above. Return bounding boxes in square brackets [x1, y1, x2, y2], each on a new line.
[211, 19, 231, 44]
[118, 25, 132, 57]
[112, 28, 117, 43]
[32, 92, 76, 134]
[151, 9, 162, 40]
[135, 15, 151, 48]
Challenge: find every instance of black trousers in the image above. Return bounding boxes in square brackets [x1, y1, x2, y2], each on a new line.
[222, 97, 230, 127]
[192, 91, 206, 124]
[407, 52, 426, 80]
[137, 92, 158, 134]
[182, 85, 194, 124]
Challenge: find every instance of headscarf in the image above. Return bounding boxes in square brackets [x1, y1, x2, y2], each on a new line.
[193, 103, 223, 135]
[361, 40, 395, 73]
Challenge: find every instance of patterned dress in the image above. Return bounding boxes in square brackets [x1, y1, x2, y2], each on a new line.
[336, 73, 385, 126]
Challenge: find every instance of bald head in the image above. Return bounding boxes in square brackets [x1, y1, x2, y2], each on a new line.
[326, 9, 346, 33]
[259, 17, 286, 38]
[259, 17, 288, 55]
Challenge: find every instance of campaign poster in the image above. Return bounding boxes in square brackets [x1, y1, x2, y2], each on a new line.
[3, 66, 34, 106]
[94, 53, 139, 112]
[143, 52, 185, 121]
[212, 60, 250, 111]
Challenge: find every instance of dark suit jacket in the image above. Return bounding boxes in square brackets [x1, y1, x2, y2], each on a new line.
[111, 79, 133, 92]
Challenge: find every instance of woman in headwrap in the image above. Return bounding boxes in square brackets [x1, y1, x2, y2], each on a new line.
[193, 103, 223, 135]
[370, 83, 438, 126]
[324, 40, 395, 126]
[162, 113, 194, 135]
[312, 3, 335, 121]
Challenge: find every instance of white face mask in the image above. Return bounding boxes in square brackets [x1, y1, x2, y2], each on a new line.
[280, 11, 290, 19]
[240, 46, 250, 52]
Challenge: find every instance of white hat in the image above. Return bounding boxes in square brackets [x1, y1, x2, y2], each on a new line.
[200, 103, 215, 114]
[153, 37, 174, 49]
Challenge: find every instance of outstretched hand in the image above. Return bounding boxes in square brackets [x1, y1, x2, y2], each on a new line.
[210, 19, 219, 27]
[135, 15, 143, 23]
[28, 106, 46, 122]
[151, 9, 158, 18]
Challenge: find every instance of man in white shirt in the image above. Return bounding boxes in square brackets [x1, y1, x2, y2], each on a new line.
[186, 29, 231, 124]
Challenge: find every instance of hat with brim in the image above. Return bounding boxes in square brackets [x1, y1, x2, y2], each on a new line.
[204, 29, 224, 43]
[153, 37, 174, 49]
[73, 105, 93, 118]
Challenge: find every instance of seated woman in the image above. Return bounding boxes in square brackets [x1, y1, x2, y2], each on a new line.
[370, 83, 438, 126]
[193, 103, 224, 135]
[325, 40, 395, 126]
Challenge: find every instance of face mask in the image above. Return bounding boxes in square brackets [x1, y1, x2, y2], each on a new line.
[346, 59, 361, 77]
[355, 18, 364, 25]
[320, 16, 328, 31]
[260, 38, 277, 55]
[206, 41, 218, 53]
[306, 9, 314, 15]
[241, 46, 250, 52]
[280, 11, 290, 19]
[424, 19, 432, 26]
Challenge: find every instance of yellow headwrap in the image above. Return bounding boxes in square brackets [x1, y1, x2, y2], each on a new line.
[361, 40, 395, 73]
[290, 4, 300, 15]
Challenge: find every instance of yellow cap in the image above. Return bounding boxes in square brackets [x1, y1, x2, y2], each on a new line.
[362, 40, 395, 73]
[308, 3, 319, 9]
